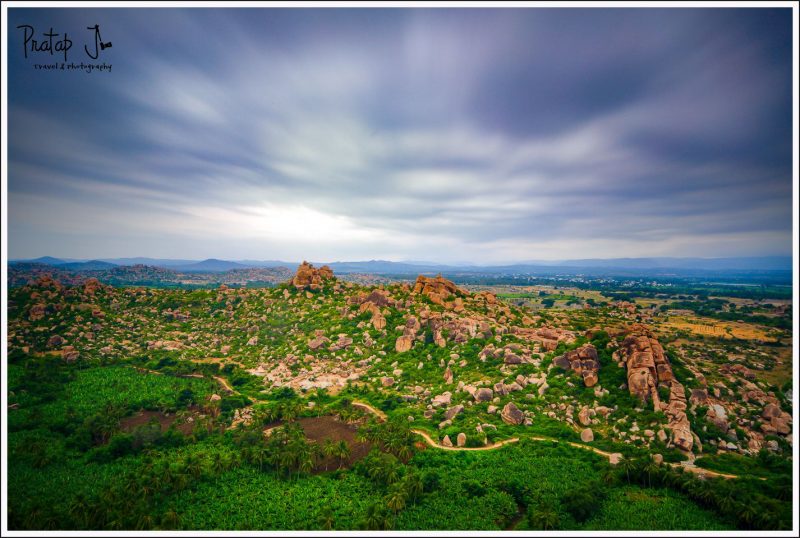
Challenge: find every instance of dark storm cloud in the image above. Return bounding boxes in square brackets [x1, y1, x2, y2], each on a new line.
[6, 7, 793, 262]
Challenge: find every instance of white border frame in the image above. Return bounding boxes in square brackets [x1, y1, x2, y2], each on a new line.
[1, 1, 798, 537]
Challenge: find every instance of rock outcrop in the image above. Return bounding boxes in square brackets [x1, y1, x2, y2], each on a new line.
[553, 344, 600, 387]
[619, 325, 670, 404]
[290, 261, 335, 290]
[619, 325, 694, 452]
[412, 274, 465, 307]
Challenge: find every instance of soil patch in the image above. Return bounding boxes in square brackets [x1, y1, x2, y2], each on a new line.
[266, 415, 372, 472]
[119, 407, 204, 436]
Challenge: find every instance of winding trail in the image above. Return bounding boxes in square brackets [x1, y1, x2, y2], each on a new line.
[213, 375, 236, 394]
[350, 400, 747, 480]
[412, 429, 521, 451]
[128, 366, 238, 394]
[351, 401, 387, 421]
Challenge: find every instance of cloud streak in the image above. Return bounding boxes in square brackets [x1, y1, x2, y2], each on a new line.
[6, 7, 793, 263]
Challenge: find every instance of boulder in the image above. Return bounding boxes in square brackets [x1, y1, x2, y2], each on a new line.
[441, 435, 453, 447]
[395, 335, 413, 353]
[583, 371, 599, 387]
[762, 403, 782, 419]
[578, 406, 592, 426]
[671, 425, 694, 452]
[47, 335, 65, 348]
[580, 428, 594, 442]
[371, 314, 387, 330]
[62, 346, 79, 362]
[553, 345, 600, 387]
[689, 388, 708, 405]
[432, 392, 452, 408]
[329, 335, 353, 351]
[457, 433, 467, 447]
[381, 377, 395, 387]
[500, 402, 524, 425]
[443, 367, 453, 384]
[706, 404, 730, 433]
[444, 404, 464, 421]
[309, 336, 330, 350]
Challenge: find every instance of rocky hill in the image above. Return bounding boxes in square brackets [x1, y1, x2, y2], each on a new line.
[6, 263, 792, 458]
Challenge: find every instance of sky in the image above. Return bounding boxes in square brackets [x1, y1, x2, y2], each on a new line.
[5, 7, 794, 264]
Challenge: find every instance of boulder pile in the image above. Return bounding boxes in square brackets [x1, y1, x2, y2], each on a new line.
[290, 261, 335, 290]
[412, 274, 465, 308]
[553, 344, 600, 387]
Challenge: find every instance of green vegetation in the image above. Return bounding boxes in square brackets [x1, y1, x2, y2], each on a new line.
[6, 271, 793, 530]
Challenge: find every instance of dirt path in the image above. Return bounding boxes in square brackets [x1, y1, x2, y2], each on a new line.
[412, 429, 520, 451]
[352, 401, 387, 421]
[127, 366, 237, 395]
[350, 400, 746, 480]
[213, 375, 236, 394]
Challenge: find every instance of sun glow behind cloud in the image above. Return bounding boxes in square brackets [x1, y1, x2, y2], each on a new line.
[5, 8, 793, 262]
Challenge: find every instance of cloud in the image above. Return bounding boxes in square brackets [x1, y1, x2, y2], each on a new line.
[6, 7, 793, 262]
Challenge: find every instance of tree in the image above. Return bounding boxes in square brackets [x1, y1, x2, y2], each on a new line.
[322, 439, 338, 459]
[317, 507, 335, 530]
[68, 494, 92, 528]
[160, 508, 180, 530]
[335, 440, 351, 469]
[402, 471, 423, 503]
[563, 485, 601, 523]
[386, 484, 408, 513]
[362, 503, 392, 530]
[528, 502, 560, 530]
[618, 457, 637, 484]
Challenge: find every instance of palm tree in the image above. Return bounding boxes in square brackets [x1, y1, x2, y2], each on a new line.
[160, 509, 180, 530]
[252, 446, 269, 472]
[402, 472, 423, 503]
[335, 440, 351, 469]
[322, 439, 338, 459]
[383, 463, 399, 485]
[24, 504, 44, 530]
[123, 476, 142, 498]
[528, 504, 560, 531]
[184, 453, 204, 480]
[317, 507, 335, 530]
[394, 443, 413, 463]
[618, 457, 636, 484]
[135, 512, 156, 530]
[68, 493, 92, 528]
[601, 469, 618, 486]
[277, 448, 296, 476]
[386, 485, 408, 513]
[211, 451, 227, 475]
[738, 502, 759, 528]
[643, 461, 660, 488]
[362, 503, 392, 530]
[298, 448, 315, 475]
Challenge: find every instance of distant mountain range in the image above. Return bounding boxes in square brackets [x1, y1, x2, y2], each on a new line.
[9, 255, 792, 275]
